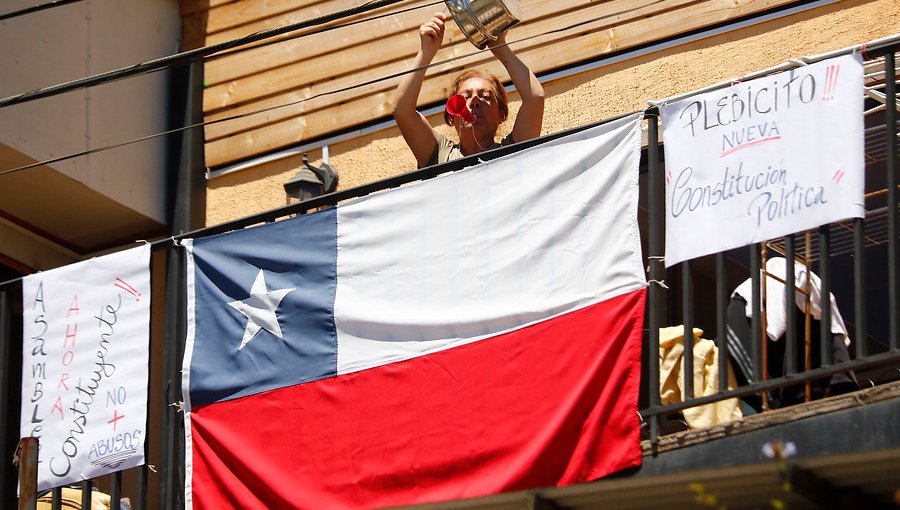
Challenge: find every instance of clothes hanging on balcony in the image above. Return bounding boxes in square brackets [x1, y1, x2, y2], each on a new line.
[659, 325, 743, 428]
[731, 257, 850, 345]
[725, 257, 859, 410]
[36, 487, 112, 510]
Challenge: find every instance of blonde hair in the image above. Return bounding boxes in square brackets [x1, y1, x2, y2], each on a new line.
[443, 69, 509, 126]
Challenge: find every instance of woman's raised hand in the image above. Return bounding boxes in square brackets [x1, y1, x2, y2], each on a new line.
[419, 13, 447, 62]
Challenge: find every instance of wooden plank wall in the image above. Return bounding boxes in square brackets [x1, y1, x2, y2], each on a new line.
[182, 0, 803, 169]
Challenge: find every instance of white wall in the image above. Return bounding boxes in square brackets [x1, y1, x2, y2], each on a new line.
[0, 0, 181, 223]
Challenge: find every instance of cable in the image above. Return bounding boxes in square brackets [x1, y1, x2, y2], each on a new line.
[0, 2, 687, 178]
[0, 43, 487, 177]
[0, 0, 406, 109]
[205, 0, 444, 64]
[0, 0, 83, 22]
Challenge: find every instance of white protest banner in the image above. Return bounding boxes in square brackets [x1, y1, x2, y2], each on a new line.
[21, 245, 151, 491]
[659, 54, 865, 267]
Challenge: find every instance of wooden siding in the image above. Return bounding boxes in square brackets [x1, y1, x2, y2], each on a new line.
[185, 0, 804, 168]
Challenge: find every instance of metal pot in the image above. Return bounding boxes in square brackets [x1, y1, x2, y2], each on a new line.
[445, 0, 522, 50]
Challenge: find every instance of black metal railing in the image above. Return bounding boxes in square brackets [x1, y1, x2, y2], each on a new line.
[1, 40, 898, 510]
[639, 42, 900, 445]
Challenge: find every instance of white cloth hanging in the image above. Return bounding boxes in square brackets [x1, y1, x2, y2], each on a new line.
[731, 257, 850, 346]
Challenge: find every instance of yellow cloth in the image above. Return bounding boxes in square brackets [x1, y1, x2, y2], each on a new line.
[37, 487, 111, 510]
[659, 325, 742, 428]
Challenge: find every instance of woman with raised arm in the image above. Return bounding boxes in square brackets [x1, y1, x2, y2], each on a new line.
[393, 13, 544, 168]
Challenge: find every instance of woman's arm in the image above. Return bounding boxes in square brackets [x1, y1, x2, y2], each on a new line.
[393, 13, 447, 168]
[490, 33, 544, 143]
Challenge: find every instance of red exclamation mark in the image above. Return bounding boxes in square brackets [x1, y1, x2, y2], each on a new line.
[115, 277, 142, 301]
[823, 64, 840, 101]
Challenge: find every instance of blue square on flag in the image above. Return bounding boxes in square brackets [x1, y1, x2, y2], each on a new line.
[186, 209, 337, 407]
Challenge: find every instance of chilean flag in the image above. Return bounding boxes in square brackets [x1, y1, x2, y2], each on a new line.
[182, 113, 647, 509]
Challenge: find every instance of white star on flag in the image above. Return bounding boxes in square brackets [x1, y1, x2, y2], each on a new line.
[228, 270, 295, 350]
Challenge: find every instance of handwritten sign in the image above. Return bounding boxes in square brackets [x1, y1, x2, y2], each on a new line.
[20, 245, 151, 491]
[659, 54, 865, 267]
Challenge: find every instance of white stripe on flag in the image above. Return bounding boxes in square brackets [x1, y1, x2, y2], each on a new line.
[335, 113, 646, 375]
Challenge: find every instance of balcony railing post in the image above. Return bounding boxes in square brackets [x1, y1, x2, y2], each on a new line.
[886, 51, 899, 351]
[111, 471, 122, 510]
[51, 487, 61, 509]
[646, 111, 665, 445]
[819, 226, 833, 367]
[1, 287, 16, 507]
[80, 479, 92, 510]
[853, 217, 867, 358]
[716, 254, 728, 397]
[784, 236, 797, 375]
[750, 244, 764, 408]
[682, 261, 694, 400]
[15, 437, 37, 510]
[161, 245, 186, 510]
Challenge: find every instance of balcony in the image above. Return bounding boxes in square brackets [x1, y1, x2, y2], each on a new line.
[2, 38, 898, 510]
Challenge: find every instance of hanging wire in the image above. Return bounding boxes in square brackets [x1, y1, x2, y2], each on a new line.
[0, 41, 482, 177]
[0, 0, 715, 178]
[0, 0, 83, 22]
[205, 0, 444, 63]
[0, 14, 602, 179]
[0, 0, 638, 109]
[0, 0, 407, 109]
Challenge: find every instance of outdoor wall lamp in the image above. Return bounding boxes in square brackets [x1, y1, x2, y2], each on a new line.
[284, 152, 338, 204]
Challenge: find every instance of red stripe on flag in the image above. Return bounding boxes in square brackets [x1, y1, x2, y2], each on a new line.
[188, 288, 646, 510]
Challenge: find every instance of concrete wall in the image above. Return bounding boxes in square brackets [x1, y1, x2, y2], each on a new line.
[206, 0, 899, 226]
[0, 0, 182, 223]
